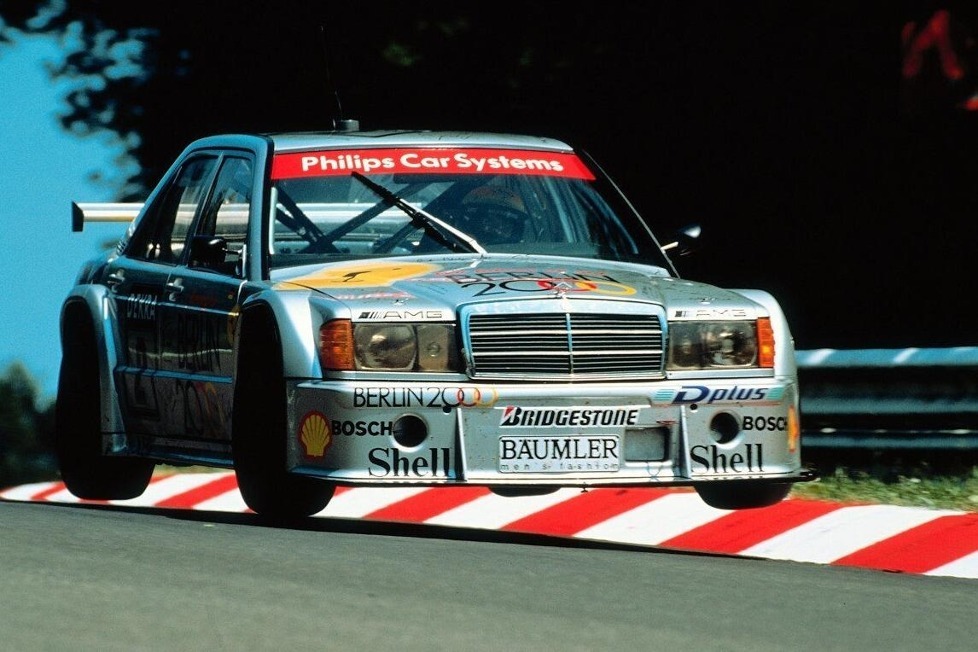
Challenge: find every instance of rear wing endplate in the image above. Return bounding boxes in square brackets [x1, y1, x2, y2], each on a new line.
[71, 202, 144, 232]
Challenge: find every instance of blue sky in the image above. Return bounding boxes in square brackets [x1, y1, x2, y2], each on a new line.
[0, 31, 131, 402]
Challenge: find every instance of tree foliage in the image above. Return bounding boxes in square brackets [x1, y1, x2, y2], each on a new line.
[0, 1, 672, 199]
[0, 363, 56, 488]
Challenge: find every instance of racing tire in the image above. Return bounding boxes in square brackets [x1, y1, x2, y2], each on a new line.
[55, 314, 154, 500]
[694, 481, 791, 510]
[232, 311, 335, 520]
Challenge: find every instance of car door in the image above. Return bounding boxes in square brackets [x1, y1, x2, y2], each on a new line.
[113, 154, 219, 438]
[155, 153, 255, 451]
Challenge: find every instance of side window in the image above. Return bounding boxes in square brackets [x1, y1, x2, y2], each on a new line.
[192, 156, 254, 276]
[128, 156, 218, 263]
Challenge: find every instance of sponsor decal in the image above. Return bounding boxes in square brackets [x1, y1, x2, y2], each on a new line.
[298, 411, 333, 458]
[368, 447, 451, 477]
[331, 291, 413, 301]
[690, 443, 764, 474]
[125, 293, 158, 321]
[353, 386, 498, 408]
[276, 261, 440, 290]
[672, 308, 750, 319]
[169, 379, 226, 439]
[357, 309, 445, 321]
[271, 148, 595, 181]
[331, 420, 392, 437]
[741, 415, 787, 432]
[174, 312, 222, 372]
[499, 435, 620, 473]
[499, 406, 640, 428]
[652, 385, 785, 405]
[440, 269, 635, 297]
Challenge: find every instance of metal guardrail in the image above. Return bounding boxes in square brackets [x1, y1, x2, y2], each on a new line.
[796, 347, 978, 450]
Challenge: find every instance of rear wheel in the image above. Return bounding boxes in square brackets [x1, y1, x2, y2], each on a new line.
[232, 310, 335, 520]
[694, 482, 791, 510]
[55, 313, 153, 500]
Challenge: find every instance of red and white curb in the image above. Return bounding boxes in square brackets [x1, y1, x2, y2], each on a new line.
[3, 471, 978, 580]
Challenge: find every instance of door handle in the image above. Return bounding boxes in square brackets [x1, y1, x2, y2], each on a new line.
[106, 269, 125, 289]
[166, 278, 184, 299]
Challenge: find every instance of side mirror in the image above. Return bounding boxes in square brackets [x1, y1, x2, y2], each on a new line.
[189, 235, 232, 272]
[661, 224, 702, 256]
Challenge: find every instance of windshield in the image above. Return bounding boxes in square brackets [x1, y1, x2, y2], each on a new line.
[265, 146, 673, 271]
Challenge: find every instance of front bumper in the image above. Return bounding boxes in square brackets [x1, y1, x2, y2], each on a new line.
[286, 377, 807, 488]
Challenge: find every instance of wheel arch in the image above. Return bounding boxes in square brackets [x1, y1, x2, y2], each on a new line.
[59, 287, 126, 435]
[233, 289, 324, 383]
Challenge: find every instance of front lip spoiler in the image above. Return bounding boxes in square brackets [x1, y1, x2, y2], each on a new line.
[689, 468, 819, 486]
[296, 468, 819, 489]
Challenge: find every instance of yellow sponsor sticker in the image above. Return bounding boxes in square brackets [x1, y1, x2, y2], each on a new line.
[277, 261, 440, 290]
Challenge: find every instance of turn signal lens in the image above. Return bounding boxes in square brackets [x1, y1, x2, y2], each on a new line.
[787, 403, 800, 453]
[319, 319, 355, 371]
[757, 317, 775, 369]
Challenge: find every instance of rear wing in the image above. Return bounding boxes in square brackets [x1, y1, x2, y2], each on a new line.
[71, 202, 143, 232]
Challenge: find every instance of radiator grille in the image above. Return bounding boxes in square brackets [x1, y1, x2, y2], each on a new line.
[466, 312, 664, 380]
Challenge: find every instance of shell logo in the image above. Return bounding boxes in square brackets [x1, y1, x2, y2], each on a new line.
[298, 411, 332, 458]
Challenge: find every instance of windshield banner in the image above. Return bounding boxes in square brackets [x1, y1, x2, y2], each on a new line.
[271, 148, 595, 180]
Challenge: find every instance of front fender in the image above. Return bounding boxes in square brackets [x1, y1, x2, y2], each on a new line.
[60, 284, 126, 437]
[236, 288, 341, 382]
[731, 288, 797, 379]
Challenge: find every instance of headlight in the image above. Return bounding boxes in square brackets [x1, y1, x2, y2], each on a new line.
[667, 319, 773, 370]
[355, 324, 416, 370]
[319, 319, 459, 372]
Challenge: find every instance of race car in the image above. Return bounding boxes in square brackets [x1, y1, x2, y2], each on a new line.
[57, 123, 813, 518]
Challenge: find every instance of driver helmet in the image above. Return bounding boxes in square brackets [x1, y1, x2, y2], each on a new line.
[461, 185, 526, 214]
[455, 185, 527, 244]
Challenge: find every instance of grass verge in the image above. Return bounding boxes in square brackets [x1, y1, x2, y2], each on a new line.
[792, 449, 978, 512]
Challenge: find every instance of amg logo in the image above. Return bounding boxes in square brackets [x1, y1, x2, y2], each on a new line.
[357, 310, 445, 320]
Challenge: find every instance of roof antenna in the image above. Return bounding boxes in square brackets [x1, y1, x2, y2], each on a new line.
[320, 23, 359, 132]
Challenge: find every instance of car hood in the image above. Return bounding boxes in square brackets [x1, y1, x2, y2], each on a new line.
[272, 254, 767, 319]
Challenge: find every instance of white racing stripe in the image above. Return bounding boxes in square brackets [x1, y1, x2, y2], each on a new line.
[108, 472, 233, 507]
[27, 486, 83, 504]
[0, 481, 60, 502]
[740, 504, 958, 563]
[573, 492, 728, 545]
[926, 550, 978, 580]
[425, 488, 581, 529]
[194, 490, 251, 513]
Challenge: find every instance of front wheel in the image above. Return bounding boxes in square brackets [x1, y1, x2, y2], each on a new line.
[55, 314, 153, 500]
[232, 311, 335, 520]
[694, 481, 791, 510]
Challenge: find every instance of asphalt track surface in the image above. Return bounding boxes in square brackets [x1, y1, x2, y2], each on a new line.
[1, 496, 977, 651]
[4, 472, 978, 580]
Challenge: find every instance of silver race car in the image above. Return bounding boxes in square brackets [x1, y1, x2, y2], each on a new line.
[58, 124, 813, 518]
